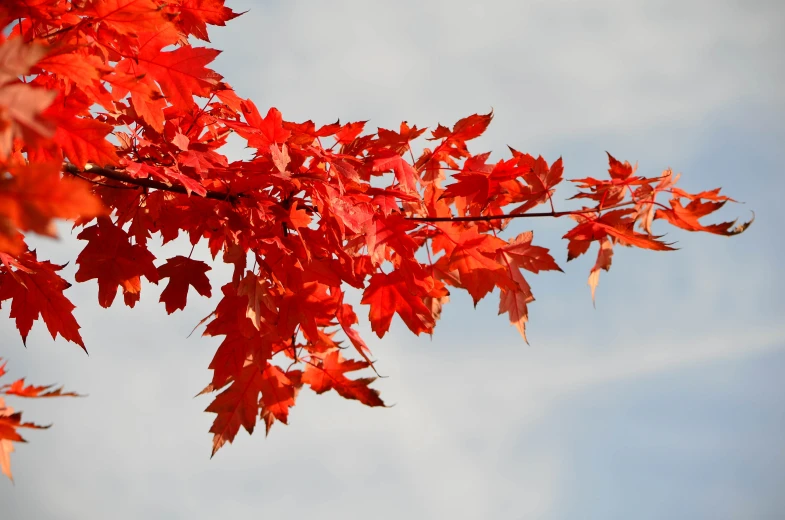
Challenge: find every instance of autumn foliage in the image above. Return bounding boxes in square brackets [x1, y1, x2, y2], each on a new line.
[0, 0, 751, 480]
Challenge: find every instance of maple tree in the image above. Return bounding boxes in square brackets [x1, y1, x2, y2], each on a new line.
[0, 0, 752, 482]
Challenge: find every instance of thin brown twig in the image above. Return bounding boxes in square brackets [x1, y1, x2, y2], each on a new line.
[408, 201, 636, 223]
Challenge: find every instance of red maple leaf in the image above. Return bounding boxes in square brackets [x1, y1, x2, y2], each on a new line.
[494, 231, 561, 340]
[372, 151, 419, 194]
[36, 51, 108, 91]
[205, 362, 266, 457]
[75, 218, 160, 308]
[174, 0, 242, 42]
[364, 212, 419, 266]
[361, 270, 436, 337]
[570, 152, 645, 208]
[429, 111, 493, 142]
[497, 255, 534, 342]
[0, 252, 85, 349]
[335, 120, 367, 144]
[83, 0, 165, 36]
[511, 155, 564, 215]
[498, 231, 563, 274]
[438, 226, 515, 305]
[259, 364, 300, 434]
[303, 350, 384, 407]
[158, 255, 212, 314]
[223, 101, 291, 149]
[129, 26, 222, 111]
[564, 209, 675, 262]
[656, 195, 753, 236]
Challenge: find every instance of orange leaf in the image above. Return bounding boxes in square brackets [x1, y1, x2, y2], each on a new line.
[1, 378, 81, 398]
[498, 231, 562, 274]
[445, 227, 514, 305]
[564, 209, 675, 261]
[587, 237, 613, 304]
[497, 253, 534, 342]
[606, 151, 636, 180]
[656, 197, 753, 236]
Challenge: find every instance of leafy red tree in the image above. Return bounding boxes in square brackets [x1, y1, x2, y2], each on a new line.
[0, 1, 752, 479]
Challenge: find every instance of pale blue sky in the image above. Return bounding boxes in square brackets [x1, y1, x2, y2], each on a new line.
[2, 1, 784, 518]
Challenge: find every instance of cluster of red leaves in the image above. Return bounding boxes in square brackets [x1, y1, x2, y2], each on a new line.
[0, 0, 751, 474]
[0, 357, 80, 481]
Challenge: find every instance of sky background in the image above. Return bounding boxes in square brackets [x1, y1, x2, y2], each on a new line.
[2, 0, 784, 518]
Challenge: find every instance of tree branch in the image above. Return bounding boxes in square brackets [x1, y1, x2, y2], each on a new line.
[64, 163, 638, 223]
[407, 201, 637, 222]
[62, 164, 242, 203]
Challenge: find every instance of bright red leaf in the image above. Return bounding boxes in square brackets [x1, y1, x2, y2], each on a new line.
[302, 351, 384, 407]
[0, 252, 85, 349]
[158, 255, 212, 314]
[361, 270, 436, 337]
[74, 218, 159, 308]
